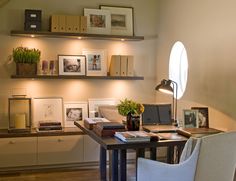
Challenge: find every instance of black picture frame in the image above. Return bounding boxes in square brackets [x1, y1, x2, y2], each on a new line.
[191, 107, 209, 128]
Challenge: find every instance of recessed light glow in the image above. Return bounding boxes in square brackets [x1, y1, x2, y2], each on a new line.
[30, 35, 35, 38]
[121, 39, 125, 41]
[77, 37, 82, 40]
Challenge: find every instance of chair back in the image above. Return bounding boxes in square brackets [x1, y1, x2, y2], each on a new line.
[194, 131, 236, 181]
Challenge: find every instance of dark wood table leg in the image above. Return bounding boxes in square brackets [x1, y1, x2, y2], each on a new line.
[100, 146, 107, 181]
[112, 149, 119, 181]
[150, 147, 157, 160]
[119, 149, 127, 181]
[136, 148, 145, 158]
[167, 146, 174, 163]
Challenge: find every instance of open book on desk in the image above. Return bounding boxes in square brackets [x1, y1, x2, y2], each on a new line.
[142, 125, 177, 133]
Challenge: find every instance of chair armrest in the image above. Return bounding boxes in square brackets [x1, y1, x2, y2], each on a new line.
[137, 140, 201, 181]
[137, 158, 194, 181]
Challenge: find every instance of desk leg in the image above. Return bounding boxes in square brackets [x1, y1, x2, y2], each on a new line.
[136, 148, 145, 158]
[112, 149, 119, 181]
[167, 146, 174, 163]
[100, 146, 107, 181]
[119, 149, 127, 181]
[150, 147, 157, 160]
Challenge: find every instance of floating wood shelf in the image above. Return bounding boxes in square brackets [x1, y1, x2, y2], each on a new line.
[11, 75, 144, 80]
[10, 30, 144, 41]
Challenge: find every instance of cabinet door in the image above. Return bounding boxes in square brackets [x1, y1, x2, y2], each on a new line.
[0, 137, 37, 167]
[38, 135, 83, 165]
[83, 135, 100, 162]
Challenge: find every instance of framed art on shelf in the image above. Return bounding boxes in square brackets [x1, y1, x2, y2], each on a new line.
[82, 49, 107, 76]
[84, 8, 111, 35]
[183, 109, 199, 128]
[88, 98, 118, 118]
[100, 5, 134, 36]
[32, 97, 63, 128]
[58, 55, 86, 76]
[191, 107, 209, 128]
[64, 102, 88, 127]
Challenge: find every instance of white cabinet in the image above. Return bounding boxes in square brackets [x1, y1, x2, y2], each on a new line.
[37, 135, 83, 165]
[83, 135, 100, 162]
[0, 137, 37, 167]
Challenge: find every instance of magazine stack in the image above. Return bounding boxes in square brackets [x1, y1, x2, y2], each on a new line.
[37, 121, 62, 131]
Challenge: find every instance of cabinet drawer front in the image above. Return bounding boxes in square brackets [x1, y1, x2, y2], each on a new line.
[38, 135, 83, 165]
[0, 137, 37, 167]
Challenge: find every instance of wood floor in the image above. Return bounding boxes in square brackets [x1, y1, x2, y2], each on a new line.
[0, 164, 136, 181]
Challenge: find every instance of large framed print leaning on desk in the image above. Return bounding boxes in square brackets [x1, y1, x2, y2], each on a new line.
[74, 121, 187, 181]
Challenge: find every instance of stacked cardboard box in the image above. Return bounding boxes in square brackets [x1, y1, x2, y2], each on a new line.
[50, 15, 87, 33]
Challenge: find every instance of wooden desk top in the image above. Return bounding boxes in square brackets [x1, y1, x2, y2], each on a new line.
[74, 121, 187, 150]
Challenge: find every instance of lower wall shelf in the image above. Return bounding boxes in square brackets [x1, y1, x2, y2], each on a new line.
[11, 75, 144, 80]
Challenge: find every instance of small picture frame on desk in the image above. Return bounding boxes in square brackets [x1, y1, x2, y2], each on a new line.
[191, 107, 209, 128]
[64, 102, 88, 127]
[183, 109, 199, 128]
[58, 55, 86, 76]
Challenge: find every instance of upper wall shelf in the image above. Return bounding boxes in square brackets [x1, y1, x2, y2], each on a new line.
[11, 75, 144, 80]
[10, 30, 144, 41]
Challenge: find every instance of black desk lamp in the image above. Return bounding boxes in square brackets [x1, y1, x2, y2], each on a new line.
[155, 79, 178, 126]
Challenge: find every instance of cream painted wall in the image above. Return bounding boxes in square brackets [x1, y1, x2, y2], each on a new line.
[156, 0, 236, 130]
[0, 0, 159, 128]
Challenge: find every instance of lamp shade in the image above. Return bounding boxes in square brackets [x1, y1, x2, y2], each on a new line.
[155, 79, 173, 95]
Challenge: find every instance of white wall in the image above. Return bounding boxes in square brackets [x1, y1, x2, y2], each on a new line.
[0, 0, 159, 128]
[156, 0, 236, 131]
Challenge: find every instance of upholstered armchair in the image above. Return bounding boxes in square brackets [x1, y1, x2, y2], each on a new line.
[137, 131, 236, 181]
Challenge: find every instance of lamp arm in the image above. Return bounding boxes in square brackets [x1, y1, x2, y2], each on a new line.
[170, 80, 178, 125]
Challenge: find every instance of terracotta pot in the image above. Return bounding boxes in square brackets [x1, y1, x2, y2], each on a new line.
[16, 63, 37, 76]
[126, 113, 140, 131]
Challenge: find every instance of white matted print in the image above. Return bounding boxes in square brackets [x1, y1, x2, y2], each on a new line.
[58, 55, 86, 76]
[88, 98, 118, 118]
[100, 5, 134, 36]
[64, 102, 88, 127]
[82, 49, 107, 76]
[183, 109, 199, 128]
[32, 97, 63, 128]
[84, 8, 111, 35]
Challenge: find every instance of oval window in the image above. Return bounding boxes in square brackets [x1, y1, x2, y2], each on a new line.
[169, 41, 188, 99]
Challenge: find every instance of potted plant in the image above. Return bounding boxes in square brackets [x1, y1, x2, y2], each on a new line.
[117, 98, 144, 131]
[12, 46, 41, 76]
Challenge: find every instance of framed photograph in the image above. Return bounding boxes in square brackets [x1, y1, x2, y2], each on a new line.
[32, 97, 63, 128]
[100, 5, 134, 36]
[191, 107, 209, 128]
[82, 49, 107, 76]
[183, 109, 199, 128]
[58, 55, 86, 76]
[64, 102, 88, 127]
[88, 98, 118, 118]
[84, 8, 111, 35]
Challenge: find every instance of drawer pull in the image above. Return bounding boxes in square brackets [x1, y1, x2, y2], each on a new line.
[9, 141, 16, 144]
